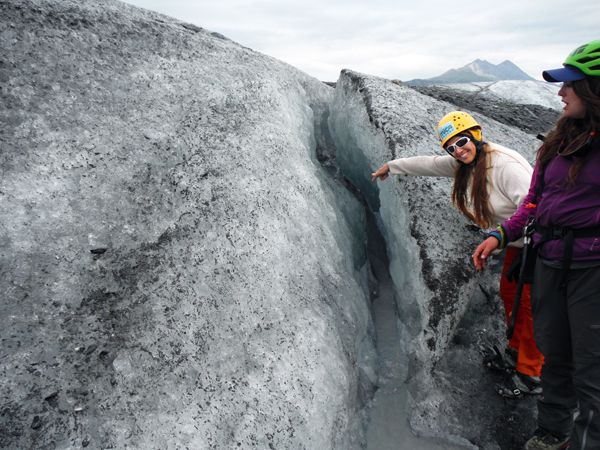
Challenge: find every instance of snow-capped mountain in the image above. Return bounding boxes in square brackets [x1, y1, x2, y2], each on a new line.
[406, 59, 535, 86]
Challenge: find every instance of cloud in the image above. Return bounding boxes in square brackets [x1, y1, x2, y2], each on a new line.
[123, 0, 599, 82]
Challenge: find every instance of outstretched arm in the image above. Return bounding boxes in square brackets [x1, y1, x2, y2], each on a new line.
[372, 155, 457, 183]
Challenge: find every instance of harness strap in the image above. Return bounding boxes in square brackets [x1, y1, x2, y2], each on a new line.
[535, 223, 600, 288]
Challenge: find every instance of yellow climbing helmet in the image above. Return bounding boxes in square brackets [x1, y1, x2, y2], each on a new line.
[437, 111, 482, 147]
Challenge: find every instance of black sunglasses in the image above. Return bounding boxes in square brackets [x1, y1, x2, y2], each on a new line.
[445, 136, 470, 155]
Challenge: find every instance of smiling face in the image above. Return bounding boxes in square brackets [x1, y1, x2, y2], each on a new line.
[558, 82, 588, 119]
[445, 135, 477, 164]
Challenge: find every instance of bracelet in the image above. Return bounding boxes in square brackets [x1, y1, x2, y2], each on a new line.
[488, 224, 507, 250]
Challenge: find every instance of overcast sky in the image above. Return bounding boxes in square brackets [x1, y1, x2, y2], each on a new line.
[122, 0, 598, 83]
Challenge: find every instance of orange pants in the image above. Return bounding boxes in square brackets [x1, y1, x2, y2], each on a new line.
[499, 246, 544, 377]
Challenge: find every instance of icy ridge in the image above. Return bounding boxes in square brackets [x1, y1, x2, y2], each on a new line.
[329, 69, 541, 446]
[330, 69, 485, 363]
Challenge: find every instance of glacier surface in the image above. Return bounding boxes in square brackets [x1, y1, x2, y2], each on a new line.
[1, 1, 550, 449]
[425, 80, 562, 111]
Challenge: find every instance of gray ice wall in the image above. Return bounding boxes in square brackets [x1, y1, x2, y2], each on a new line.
[0, 1, 376, 449]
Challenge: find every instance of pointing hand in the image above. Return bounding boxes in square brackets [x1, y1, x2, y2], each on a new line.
[372, 164, 390, 182]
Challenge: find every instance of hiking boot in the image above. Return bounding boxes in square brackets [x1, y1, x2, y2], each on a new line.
[523, 428, 569, 450]
[483, 345, 517, 372]
[497, 371, 542, 398]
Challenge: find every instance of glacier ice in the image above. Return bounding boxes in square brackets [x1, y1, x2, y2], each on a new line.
[428, 80, 562, 111]
[0, 0, 545, 449]
[0, 1, 375, 449]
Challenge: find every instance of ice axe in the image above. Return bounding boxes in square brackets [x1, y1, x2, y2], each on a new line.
[506, 218, 535, 341]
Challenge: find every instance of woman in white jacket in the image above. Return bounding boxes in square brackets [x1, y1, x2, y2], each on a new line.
[372, 111, 543, 397]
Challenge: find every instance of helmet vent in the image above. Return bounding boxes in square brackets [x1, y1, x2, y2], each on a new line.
[578, 56, 600, 64]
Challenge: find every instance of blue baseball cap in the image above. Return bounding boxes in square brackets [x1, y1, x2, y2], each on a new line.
[542, 65, 587, 82]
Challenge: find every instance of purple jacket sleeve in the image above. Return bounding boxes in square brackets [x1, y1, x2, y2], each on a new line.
[501, 162, 541, 242]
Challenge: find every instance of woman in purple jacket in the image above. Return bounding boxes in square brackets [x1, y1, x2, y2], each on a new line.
[474, 39, 600, 450]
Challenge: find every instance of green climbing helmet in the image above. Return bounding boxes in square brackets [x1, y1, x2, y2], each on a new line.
[565, 40, 600, 76]
[543, 39, 600, 82]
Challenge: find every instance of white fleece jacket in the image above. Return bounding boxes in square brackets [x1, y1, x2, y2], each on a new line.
[387, 142, 533, 247]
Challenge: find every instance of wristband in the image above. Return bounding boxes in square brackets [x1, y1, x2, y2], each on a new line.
[488, 224, 507, 250]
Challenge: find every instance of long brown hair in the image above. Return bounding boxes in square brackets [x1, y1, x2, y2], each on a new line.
[452, 135, 494, 228]
[537, 77, 600, 182]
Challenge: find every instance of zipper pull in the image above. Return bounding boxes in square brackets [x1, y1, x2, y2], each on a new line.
[591, 238, 599, 251]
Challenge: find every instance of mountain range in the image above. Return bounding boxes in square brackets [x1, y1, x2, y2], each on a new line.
[405, 59, 535, 86]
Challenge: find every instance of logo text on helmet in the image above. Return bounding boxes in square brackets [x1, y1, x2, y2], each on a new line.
[439, 121, 457, 142]
[570, 45, 588, 56]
